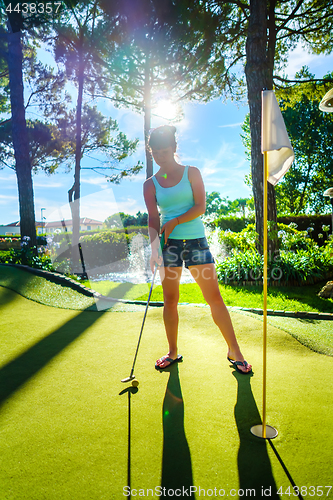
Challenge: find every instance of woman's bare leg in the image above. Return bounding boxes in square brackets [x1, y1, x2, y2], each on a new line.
[188, 263, 251, 373]
[155, 266, 183, 368]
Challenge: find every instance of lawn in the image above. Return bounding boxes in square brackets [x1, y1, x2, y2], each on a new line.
[1, 265, 332, 356]
[0, 281, 333, 499]
[82, 278, 333, 313]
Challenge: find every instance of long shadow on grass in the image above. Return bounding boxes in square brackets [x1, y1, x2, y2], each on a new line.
[267, 441, 304, 500]
[0, 264, 36, 307]
[119, 385, 139, 499]
[161, 364, 195, 498]
[233, 371, 280, 499]
[0, 306, 106, 407]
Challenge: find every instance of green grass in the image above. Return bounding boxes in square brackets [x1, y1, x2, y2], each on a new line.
[0, 264, 96, 310]
[1, 265, 332, 356]
[83, 279, 333, 313]
[0, 286, 333, 499]
[242, 311, 333, 357]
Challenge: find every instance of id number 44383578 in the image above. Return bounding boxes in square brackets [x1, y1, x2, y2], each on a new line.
[277, 486, 332, 497]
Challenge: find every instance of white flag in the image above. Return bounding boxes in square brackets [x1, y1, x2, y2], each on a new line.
[261, 90, 294, 186]
[319, 88, 333, 112]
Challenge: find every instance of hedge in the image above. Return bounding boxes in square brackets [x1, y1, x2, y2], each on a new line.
[71, 230, 149, 269]
[212, 214, 332, 243]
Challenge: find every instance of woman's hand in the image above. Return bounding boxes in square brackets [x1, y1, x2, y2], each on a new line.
[150, 248, 163, 273]
[160, 218, 178, 243]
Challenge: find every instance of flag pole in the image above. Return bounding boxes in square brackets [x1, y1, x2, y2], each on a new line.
[262, 150, 268, 439]
[251, 90, 278, 440]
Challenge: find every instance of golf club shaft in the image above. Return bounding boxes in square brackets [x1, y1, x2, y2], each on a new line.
[129, 233, 165, 377]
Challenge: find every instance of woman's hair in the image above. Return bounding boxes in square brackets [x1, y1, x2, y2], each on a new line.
[148, 125, 177, 151]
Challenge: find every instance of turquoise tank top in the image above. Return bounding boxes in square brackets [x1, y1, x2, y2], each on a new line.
[152, 166, 205, 239]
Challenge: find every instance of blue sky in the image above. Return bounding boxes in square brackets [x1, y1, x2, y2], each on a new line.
[1, 44, 333, 225]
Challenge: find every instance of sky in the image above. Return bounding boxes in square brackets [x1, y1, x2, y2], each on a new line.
[1, 43, 333, 226]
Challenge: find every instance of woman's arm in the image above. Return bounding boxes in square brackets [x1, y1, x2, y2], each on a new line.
[161, 166, 206, 241]
[143, 178, 162, 270]
[178, 166, 206, 222]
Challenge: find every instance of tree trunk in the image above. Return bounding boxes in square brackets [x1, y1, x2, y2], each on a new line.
[144, 55, 153, 179]
[245, 0, 278, 257]
[6, 23, 37, 248]
[69, 37, 84, 270]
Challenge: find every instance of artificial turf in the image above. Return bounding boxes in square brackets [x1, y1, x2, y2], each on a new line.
[0, 284, 333, 499]
[82, 279, 333, 314]
[0, 264, 96, 310]
[1, 264, 332, 355]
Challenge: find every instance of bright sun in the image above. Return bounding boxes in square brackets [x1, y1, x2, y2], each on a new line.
[154, 99, 178, 120]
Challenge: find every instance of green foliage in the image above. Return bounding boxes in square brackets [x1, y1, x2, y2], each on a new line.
[218, 224, 257, 253]
[104, 212, 148, 228]
[0, 46, 9, 117]
[240, 71, 333, 216]
[0, 118, 73, 173]
[277, 214, 332, 245]
[216, 248, 333, 286]
[0, 244, 54, 271]
[205, 191, 251, 217]
[78, 230, 148, 268]
[240, 113, 250, 163]
[214, 216, 255, 232]
[276, 78, 333, 215]
[215, 223, 333, 286]
[111, 225, 149, 235]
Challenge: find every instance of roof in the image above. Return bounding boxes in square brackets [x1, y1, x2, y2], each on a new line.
[45, 218, 103, 227]
[4, 221, 20, 227]
[3, 219, 103, 228]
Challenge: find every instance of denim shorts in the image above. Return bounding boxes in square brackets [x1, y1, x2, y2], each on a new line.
[162, 237, 215, 268]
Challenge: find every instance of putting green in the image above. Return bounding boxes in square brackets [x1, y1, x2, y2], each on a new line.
[0, 286, 333, 499]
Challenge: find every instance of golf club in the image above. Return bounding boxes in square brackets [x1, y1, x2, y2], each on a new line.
[121, 232, 165, 383]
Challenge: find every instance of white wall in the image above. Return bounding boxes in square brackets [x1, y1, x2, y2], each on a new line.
[0, 226, 20, 235]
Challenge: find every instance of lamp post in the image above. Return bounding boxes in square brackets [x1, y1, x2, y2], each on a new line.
[323, 188, 333, 236]
[41, 208, 46, 235]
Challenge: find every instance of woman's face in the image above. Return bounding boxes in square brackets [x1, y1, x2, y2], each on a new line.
[151, 146, 175, 167]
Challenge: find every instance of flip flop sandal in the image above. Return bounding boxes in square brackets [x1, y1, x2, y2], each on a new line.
[155, 354, 183, 370]
[227, 356, 252, 374]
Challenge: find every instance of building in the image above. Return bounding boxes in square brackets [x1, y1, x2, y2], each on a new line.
[0, 218, 103, 235]
[0, 222, 21, 236]
[45, 218, 103, 233]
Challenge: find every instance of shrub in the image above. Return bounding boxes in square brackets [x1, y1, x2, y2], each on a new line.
[78, 230, 149, 268]
[0, 241, 54, 271]
[207, 213, 332, 244]
[277, 214, 332, 243]
[215, 246, 333, 286]
[217, 224, 258, 253]
[214, 224, 333, 286]
[111, 225, 149, 236]
[276, 223, 319, 252]
[214, 216, 255, 232]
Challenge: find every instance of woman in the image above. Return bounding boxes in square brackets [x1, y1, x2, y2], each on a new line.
[143, 125, 252, 374]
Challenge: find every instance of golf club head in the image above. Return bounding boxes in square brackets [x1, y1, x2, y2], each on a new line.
[121, 375, 136, 383]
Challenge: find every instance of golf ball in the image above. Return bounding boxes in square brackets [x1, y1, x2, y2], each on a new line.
[132, 380, 139, 387]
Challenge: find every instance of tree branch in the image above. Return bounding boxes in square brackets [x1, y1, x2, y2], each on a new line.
[276, 0, 306, 32]
[89, 93, 144, 111]
[277, 12, 333, 40]
[273, 75, 333, 84]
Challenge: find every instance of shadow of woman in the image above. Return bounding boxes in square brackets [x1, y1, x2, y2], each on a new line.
[160, 364, 195, 498]
[233, 371, 280, 498]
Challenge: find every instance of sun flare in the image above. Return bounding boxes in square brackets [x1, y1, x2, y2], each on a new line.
[154, 99, 178, 120]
